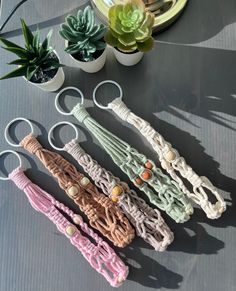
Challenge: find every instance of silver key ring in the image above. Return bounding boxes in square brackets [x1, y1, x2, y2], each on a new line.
[5, 117, 35, 147]
[48, 121, 79, 151]
[0, 150, 22, 181]
[55, 86, 85, 115]
[93, 80, 123, 110]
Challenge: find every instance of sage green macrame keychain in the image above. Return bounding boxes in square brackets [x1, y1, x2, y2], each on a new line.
[55, 87, 193, 223]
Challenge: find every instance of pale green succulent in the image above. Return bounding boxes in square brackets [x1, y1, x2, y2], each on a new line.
[59, 6, 106, 62]
[105, 0, 155, 53]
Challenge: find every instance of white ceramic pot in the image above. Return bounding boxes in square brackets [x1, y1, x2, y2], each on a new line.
[66, 41, 107, 73]
[113, 48, 144, 66]
[23, 50, 65, 92]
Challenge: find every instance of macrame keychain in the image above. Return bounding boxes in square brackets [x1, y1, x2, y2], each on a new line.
[48, 121, 174, 251]
[4, 118, 135, 247]
[55, 87, 193, 223]
[92, 80, 226, 219]
[0, 150, 128, 287]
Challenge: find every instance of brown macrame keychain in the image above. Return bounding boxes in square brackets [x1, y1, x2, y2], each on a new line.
[5, 118, 135, 247]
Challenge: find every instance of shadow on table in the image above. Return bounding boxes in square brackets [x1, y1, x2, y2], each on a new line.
[109, 45, 236, 130]
[157, 0, 236, 45]
[119, 240, 183, 289]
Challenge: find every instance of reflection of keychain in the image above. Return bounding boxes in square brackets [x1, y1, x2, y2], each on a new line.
[93, 80, 226, 219]
[55, 87, 193, 223]
[0, 150, 128, 287]
[48, 121, 174, 251]
[5, 118, 135, 247]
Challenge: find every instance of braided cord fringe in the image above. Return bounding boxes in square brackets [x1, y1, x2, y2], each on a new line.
[64, 139, 174, 251]
[108, 98, 226, 219]
[9, 167, 128, 287]
[72, 104, 193, 223]
[20, 134, 135, 247]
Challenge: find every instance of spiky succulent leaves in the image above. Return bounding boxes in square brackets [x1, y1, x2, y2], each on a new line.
[0, 20, 64, 81]
[21, 18, 34, 50]
[59, 5, 106, 62]
[105, 0, 155, 53]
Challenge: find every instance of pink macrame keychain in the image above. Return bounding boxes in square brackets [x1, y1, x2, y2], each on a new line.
[48, 121, 174, 251]
[0, 150, 128, 287]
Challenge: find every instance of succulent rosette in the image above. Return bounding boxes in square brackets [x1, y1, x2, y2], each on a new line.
[59, 6, 106, 62]
[105, 0, 155, 53]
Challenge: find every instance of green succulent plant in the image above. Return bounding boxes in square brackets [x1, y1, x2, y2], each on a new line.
[59, 6, 107, 62]
[105, 0, 155, 53]
[0, 19, 64, 81]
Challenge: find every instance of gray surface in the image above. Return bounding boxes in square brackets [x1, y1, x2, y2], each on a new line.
[0, 1, 236, 291]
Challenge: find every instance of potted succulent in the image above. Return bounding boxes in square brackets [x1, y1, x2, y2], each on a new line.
[0, 19, 65, 92]
[59, 6, 107, 73]
[105, 0, 155, 66]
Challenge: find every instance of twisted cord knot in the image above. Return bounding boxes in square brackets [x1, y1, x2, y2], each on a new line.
[82, 205, 98, 222]
[164, 201, 174, 214]
[9, 167, 31, 190]
[72, 104, 89, 123]
[95, 195, 113, 208]
[86, 242, 99, 256]
[20, 134, 42, 154]
[186, 171, 202, 188]
[65, 139, 84, 159]
[130, 208, 146, 224]
[110, 99, 131, 121]
[139, 123, 156, 138]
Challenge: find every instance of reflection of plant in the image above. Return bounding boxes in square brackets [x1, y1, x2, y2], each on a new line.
[0, 19, 63, 80]
[105, 0, 155, 53]
[59, 6, 106, 62]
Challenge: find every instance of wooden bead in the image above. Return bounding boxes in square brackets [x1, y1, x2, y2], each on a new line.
[135, 177, 143, 186]
[73, 215, 82, 225]
[111, 196, 119, 203]
[141, 170, 152, 180]
[80, 177, 90, 187]
[68, 185, 79, 198]
[145, 161, 153, 169]
[117, 275, 124, 283]
[66, 225, 76, 236]
[164, 150, 176, 162]
[111, 185, 123, 197]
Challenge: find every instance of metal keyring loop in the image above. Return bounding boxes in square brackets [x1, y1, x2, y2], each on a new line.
[55, 86, 85, 116]
[93, 80, 123, 110]
[0, 150, 22, 181]
[4, 117, 34, 147]
[48, 121, 79, 151]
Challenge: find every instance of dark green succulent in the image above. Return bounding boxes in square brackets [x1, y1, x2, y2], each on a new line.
[105, 0, 155, 53]
[0, 19, 64, 81]
[59, 6, 106, 62]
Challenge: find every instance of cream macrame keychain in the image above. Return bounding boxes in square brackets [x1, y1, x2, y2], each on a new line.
[48, 121, 174, 251]
[92, 80, 226, 219]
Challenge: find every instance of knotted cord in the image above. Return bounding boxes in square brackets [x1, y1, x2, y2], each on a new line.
[71, 104, 193, 223]
[20, 133, 135, 247]
[8, 167, 128, 287]
[64, 139, 174, 251]
[108, 98, 226, 219]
